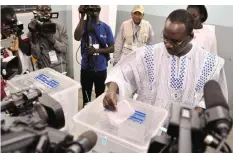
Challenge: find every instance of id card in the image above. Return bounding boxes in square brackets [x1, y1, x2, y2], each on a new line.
[93, 44, 99, 55]
[49, 50, 58, 64]
[93, 44, 99, 49]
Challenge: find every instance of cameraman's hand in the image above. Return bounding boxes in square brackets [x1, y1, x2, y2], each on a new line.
[103, 90, 118, 111]
[28, 19, 38, 33]
[86, 47, 96, 56]
[41, 34, 56, 45]
[78, 5, 85, 18]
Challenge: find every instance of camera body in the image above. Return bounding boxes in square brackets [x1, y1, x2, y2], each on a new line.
[1, 88, 65, 130]
[81, 5, 101, 15]
[32, 11, 59, 34]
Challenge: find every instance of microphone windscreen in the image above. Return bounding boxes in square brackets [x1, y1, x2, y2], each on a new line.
[204, 80, 228, 110]
[78, 130, 97, 152]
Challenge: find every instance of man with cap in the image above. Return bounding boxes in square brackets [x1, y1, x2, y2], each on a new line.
[187, 5, 217, 54]
[113, 5, 155, 66]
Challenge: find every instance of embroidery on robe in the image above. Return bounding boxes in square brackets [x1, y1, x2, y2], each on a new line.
[143, 45, 155, 90]
[195, 53, 217, 91]
[170, 56, 187, 90]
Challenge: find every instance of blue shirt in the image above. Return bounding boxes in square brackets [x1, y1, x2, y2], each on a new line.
[81, 21, 114, 71]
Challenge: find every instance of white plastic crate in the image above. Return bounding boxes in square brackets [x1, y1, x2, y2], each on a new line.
[7, 68, 81, 132]
[72, 93, 168, 153]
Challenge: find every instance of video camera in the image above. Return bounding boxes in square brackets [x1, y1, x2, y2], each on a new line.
[80, 5, 101, 15]
[148, 80, 233, 153]
[1, 87, 98, 153]
[32, 11, 59, 34]
[1, 36, 22, 80]
[1, 21, 24, 38]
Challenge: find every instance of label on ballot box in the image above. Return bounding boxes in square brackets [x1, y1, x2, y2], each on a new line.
[35, 74, 59, 89]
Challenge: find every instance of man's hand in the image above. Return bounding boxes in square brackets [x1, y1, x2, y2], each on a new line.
[78, 5, 86, 18]
[86, 47, 97, 56]
[195, 107, 204, 113]
[28, 19, 38, 33]
[41, 34, 56, 45]
[103, 90, 118, 111]
[113, 62, 118, 66]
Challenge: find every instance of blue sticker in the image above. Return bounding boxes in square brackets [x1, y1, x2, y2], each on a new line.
[102, 136, 107, 145]
[129, 110, 146, 124]
[35, 74, 59, 88]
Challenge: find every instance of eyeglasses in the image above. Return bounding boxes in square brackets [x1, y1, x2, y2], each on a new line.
[161, 30, 185, 47]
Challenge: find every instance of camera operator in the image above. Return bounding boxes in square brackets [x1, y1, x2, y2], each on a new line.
[1, 7, 32, 74]
[74, 5, 115, 107]
[27, 5, 68, 73]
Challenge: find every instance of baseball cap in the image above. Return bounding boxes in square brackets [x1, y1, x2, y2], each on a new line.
[132, 5, 144, 14]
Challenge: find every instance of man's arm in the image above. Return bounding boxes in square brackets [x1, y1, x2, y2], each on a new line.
[53, 25, 68, 54]
[104, 51, 139, 111]
[96, 24, 115, 54]
[18, 37, 31, 56]
[113, 24, 124, 65]
[74, 15, 85, 41]
[96, 42, 114, 54]
[146, 23, 155, 45]
[27, 32, 40, 58]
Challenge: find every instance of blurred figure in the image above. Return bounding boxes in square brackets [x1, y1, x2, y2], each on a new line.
[113, 5, 155, 66]
[1, 6, 31, 74]
[28, 5, 68, 73]
[187, 5, 217, 53]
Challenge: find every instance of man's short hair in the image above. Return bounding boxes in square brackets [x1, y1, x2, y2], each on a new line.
[166, 9, 194, 35]
[187, 5, 208, 23]
[1, 7, 16, 24]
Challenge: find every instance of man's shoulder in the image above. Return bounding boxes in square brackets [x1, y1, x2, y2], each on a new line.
[138, 43, 164, 56]
[52, 21, 65, 31]
[122, 19, 132, 25]
[193, 44, 224, 64]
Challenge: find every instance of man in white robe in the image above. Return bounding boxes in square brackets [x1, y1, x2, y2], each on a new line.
[103, 9, 228, 113]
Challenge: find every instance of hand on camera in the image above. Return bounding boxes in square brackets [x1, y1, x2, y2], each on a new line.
[86, 46, 97, 56]
[41, 34, 56, 45]
[28, 19, 38, 33]
[78, 5, 85, 18]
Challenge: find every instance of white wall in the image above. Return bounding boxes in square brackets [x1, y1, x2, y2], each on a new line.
[72, 5, 117, 82]
[117, 5, 233, 28]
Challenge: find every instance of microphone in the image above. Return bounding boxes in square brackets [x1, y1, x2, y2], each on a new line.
[204, 80, 228, 110]
[203, 80, 232, 138]
[66, 130, 98, 153]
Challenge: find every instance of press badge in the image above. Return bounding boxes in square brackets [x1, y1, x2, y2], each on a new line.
[49, 50, 58, 64]
[93, 44, 99, 49]
[93, 44, 99, 55]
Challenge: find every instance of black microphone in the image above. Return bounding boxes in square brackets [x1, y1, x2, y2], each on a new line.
[203, 80, 232, 138]
[66, 131, 98, 153]
[204, 80, 228, 110]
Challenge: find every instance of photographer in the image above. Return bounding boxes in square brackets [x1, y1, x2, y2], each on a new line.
[1, 6, 32, 74]
[74, 5, 114, 107]
[27, 5, 68, 73]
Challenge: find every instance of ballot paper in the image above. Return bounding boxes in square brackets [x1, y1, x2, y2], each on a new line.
[105, 100, 135, 125]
